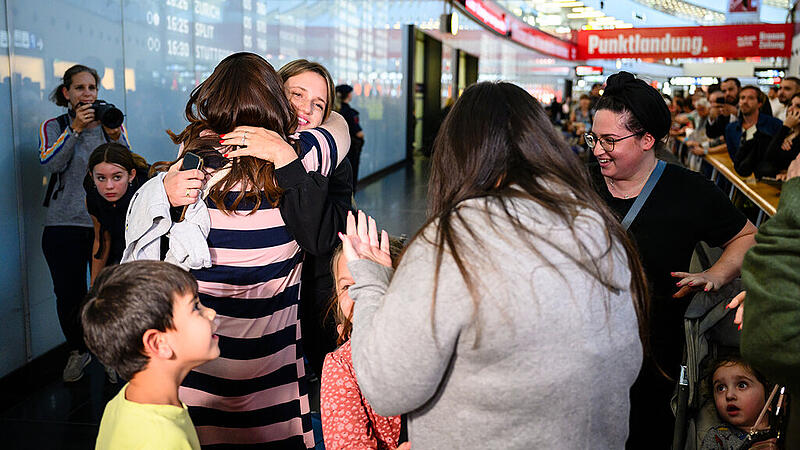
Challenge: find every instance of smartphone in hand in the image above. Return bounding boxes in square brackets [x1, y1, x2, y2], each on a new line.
[178, 152, 204, 221]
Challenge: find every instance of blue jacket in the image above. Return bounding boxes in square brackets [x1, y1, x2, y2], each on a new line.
[724, 113, 782, 159]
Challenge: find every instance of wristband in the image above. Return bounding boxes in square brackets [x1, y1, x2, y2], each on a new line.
[69, 126, 81, 138]
[704, 147, 709, 156]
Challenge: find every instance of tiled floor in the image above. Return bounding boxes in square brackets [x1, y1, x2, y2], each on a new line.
[0, 158, 429, 450]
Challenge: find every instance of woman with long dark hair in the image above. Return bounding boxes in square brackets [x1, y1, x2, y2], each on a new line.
[40, 64, 129, 383]
[338, 81, 648, 448]
[126, 52, 347, 448]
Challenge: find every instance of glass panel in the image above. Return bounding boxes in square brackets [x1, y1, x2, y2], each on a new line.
[0, 0, 28, 377]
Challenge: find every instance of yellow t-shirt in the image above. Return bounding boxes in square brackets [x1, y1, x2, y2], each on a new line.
[95, 383, 201, 450]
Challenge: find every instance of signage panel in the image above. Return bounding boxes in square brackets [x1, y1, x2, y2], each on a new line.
[575, 65, 603, 76]
[577, 23, 792, 59]
[456, 0, 575, 60]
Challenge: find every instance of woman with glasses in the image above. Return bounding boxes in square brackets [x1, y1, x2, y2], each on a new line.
[586, 71, 757, 449]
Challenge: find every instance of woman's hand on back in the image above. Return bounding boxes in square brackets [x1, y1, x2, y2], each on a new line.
[339, 210, 392, 269]
[220, 126, 297, 169]
[163, 160, 205, 207]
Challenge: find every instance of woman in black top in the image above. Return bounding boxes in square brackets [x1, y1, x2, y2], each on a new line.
[587, 71, 757, 449]
[84, 143, 148, 285]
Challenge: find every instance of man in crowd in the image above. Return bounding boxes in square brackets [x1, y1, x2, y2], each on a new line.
[706, 77, 741, 139]
[775, 76, 800, 120]
[724, 85, 782, 162]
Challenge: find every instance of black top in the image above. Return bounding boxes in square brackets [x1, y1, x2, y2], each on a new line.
[338, 102, 362, 137]
[589, 162, 747, 364]
[275, 155, 354, 375]
[758, 125, 800, 178]
[84, 172, 147, 265]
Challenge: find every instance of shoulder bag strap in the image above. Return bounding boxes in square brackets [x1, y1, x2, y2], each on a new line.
[621, 159, 666, 231]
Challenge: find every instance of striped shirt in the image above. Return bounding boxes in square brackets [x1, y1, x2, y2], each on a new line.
[179, 129, 338, 449]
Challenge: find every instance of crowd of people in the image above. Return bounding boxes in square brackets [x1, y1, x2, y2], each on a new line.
[36, 56, 799, 449]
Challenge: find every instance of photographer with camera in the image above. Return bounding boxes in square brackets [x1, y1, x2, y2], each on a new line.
[39, 64, 129, 383]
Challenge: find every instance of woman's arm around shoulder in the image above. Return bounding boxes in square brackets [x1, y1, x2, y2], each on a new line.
[314, 111, 351, 167]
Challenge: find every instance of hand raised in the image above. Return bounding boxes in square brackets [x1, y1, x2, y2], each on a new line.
[339, 210, 392, 269]
[785, 109, 800, 129]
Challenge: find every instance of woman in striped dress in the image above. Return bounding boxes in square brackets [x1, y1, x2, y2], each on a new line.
[156, 52, 348, 448]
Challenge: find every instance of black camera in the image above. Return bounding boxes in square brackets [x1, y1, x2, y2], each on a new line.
[71, 100, 124, 129]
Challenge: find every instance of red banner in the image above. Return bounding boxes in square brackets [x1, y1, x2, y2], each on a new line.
[577, 23, 792, 60]
[457, 0, 575, 60]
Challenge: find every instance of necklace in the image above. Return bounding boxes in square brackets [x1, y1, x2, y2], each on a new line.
[606, 160, 658, 199]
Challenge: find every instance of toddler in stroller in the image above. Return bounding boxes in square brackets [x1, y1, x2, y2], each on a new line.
[671, 280, 787, 450]
[700, 356, 775, 449]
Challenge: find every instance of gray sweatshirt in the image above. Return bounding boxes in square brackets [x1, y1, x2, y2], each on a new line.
[349, 195, 642, 449]
[39, 115, 129, 227]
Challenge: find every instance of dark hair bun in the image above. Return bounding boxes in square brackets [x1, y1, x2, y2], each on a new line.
[603, 71, 636, 96]
[602, 71, 671, 141]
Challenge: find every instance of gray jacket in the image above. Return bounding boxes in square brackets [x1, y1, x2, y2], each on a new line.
[122, 172, 211, 270]
[349, 195, 642, 449]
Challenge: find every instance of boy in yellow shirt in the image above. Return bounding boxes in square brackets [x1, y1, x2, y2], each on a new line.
[82, 261, 219, 450]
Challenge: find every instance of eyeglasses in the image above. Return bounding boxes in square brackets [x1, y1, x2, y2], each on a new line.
[584, 132, 642, 152]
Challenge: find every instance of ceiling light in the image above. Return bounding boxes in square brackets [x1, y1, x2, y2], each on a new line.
[592, 16, 617, 22]
[567, 11, 605, 18]
[537, 14, 563, 25]
[541, 1, 584, 7]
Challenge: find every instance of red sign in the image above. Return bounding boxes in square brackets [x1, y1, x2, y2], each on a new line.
[510, 21, 575, 60]
[577, 23, 792, 60]
[457, 0, 576, 60]
[462, 0, 509, 35]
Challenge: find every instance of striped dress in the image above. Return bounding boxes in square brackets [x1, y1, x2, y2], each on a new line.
[179, 129, 338, 449]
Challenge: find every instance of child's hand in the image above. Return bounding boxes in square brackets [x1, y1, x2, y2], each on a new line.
[396, 443, 411, 450]
[726, 291, 746, 331]
[339, 210, 392, 268]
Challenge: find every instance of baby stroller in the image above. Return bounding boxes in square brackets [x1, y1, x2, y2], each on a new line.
[671, 279, 789, 449]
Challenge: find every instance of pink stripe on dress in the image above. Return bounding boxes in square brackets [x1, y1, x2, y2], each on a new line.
[197, 268, 301, 299]
[210, 242, 299, 267]
[190, 344, 299, 380]
[213, 304, 298, 339]
[207, 208, 285, 230]
[196, 418, 305, 445]
[181, 378, 300, 412]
